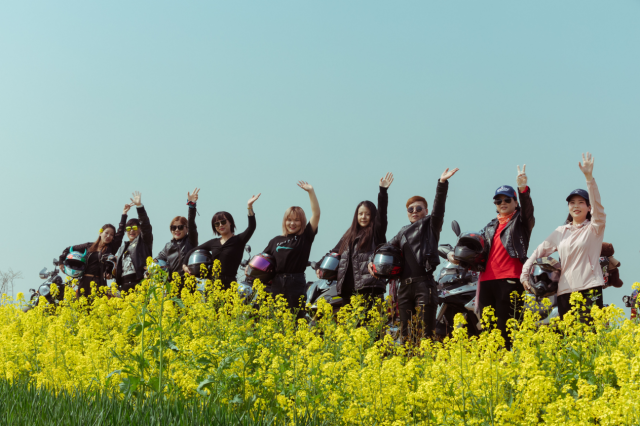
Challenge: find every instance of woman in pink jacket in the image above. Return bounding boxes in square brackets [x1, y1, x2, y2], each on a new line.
[521, 152, 605, 319]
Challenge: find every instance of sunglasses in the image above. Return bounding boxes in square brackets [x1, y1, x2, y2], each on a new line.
[494, 197, 513, 205]
[407, 206, 424, 214]
[125, 226, 138, 232]
[214, 220, 227, 228]
[170, 225, 186, 231]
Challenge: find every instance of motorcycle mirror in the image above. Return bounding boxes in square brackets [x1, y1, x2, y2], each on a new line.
[245, 245, 251, 253]
[451, 221, 461, 237]
[39, 268, 48, 279]
[437, 245, 453, 260]
[53, 258, 59, 266]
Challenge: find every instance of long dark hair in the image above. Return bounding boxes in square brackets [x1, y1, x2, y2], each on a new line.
[89, 224, 116, 253]
[211, 211, 236, 236]
[337, 201, 377, 255]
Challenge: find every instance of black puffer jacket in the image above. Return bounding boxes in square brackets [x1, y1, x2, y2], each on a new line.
[115, 206, 154, 284]
[156, 205, 198, 275]
[480, 187, 535, 263]
[386, 180, 448, 275]
[330, 187, 388, 295]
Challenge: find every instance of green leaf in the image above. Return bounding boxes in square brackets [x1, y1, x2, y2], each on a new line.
[196, 377, 216, 396]
[169, 297, 185, 308]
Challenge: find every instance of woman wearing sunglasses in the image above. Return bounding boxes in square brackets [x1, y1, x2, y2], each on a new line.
[262, 181, 320, 318]
[114, 191, 154, 293]
[156, 188, 200, 283]
[59, 204, 128, 298]
[521, 153, 605, 320]
[183, 193, 261, 288]
[317, 173, 394, 310]
[449, 165, 534, 349]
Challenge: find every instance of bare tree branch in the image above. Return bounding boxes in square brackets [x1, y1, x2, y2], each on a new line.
[0, 269, 23, 297]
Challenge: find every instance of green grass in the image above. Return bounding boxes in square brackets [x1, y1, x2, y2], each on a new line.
[0, 380, 327, 426]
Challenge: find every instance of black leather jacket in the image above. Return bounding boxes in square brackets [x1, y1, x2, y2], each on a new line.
[156, 206, 198, 275]
[115, 206, 154, 284]
[330, 187, 388, 295]
[387, 180, 449, 276]
[480, 187, 535, 264]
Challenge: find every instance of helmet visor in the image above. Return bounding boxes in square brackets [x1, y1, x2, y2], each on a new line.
[319, 256, 340, 271]
[249, 255, 272, 272]
[373, 254, 397, 266]
[65, 260, 86, 270]
[189, 252, 211, 265]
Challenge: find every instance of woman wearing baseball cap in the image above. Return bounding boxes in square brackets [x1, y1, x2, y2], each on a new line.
[521, 153, 606, 319]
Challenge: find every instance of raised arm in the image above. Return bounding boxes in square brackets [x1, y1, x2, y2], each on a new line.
[375, 172, 393, 244]
[110, 204, 132, 252]
[516, 165, 535, 233]
[187, 188, 200, 247]
[131, 191, 153, 254]
[430, 167, 458, 239]
[579, 153, 605, 235]
[298, 181, 320, 232]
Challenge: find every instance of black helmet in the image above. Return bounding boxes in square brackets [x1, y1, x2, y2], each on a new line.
[371, 244, 403, 279]
[529, 257, 561, 298]
[64, 247, 87, 278]
[246, 253, 276, 284]
[101, 254, 117, 275]
[453, 232, 486, 272]
[187, 249, 213, 277]
[318, 253, 340, 281]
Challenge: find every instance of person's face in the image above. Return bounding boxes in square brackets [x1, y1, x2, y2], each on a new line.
[286, 215, 302, 234]
[171, 221, 188, 240]
[407, 202, 428, 224]
[214, 216, 231, 236]
[493, 195, 518, 216]
[126, 225, 140, 241]
[568, 195, 590, 222]
[100, 228, 114, 244]
[357, 205, 372, 228]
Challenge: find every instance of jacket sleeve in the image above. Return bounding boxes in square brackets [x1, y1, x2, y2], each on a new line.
[374, 186, 389, 245]
[109, 214, 127, 254]
[517, 187, 535, 234]
[59, 242, 92, 264]
[331, 238, 343, 254]
[520, 227, 563, 283]
[137, 206, 154, 255]
[156, 243, 168, 262]
[188, 205, 198, 247]
[587, 178, 606, 236]
[237, 215, 257, 245]
[430, 180, 449, 240]
[387, 228, 403, 248]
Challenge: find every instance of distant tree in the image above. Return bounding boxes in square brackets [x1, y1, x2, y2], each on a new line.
[0, 269, 23, 297]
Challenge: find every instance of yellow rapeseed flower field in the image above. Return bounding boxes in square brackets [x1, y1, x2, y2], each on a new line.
[1, 259, 639, 425]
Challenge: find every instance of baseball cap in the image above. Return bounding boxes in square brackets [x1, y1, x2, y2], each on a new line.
[566, 189, 589, 204]
[494, 185, 517, 199]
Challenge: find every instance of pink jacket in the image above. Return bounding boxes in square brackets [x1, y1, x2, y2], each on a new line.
[521, 178, 606, 296]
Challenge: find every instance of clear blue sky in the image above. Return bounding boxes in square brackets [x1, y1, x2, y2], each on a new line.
[1, 1, 638, 313]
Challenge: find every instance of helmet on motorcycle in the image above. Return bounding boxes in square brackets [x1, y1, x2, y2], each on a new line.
[246, 253, 276, 284]
[64, 248, 87, 278]
[187, 250, 213, 277]
[318, 253, 340, 281]
[371, 244, 403, 279]
[529, 257, 561, 298]
[453, 232, 486, 272]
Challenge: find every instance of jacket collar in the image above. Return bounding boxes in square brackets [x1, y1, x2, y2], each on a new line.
[564, 219, 591, 230]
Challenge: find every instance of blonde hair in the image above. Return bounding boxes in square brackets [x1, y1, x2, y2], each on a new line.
[282, 206, 307, 236]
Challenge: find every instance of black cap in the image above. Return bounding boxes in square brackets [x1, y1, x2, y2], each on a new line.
[566, 189, 589, 204]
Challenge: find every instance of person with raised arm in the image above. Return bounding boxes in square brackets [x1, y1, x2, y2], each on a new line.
[183, 193, 261, 288]
[263, 181, 320, 318]
[114, 191, 154, 293]
[157, 188, 200, 279]
[370, 168, 459, 342]
[521, 153, 605, 319]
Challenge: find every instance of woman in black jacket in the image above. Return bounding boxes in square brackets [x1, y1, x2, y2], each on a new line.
[184, 193, 261, 288]
[59, 204, 128, 298]
[319, 173, 393, 309]
[156, 188, 200, 280]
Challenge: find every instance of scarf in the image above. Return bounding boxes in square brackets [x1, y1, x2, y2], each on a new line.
[497, 210, 516, 225]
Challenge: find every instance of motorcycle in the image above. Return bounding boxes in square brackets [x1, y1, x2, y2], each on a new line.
[623, 291, 638, 320]
[305, 261, 344, 318]
[25, 258, 69, 311]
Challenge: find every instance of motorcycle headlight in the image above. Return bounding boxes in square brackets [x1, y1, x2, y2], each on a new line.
[39, 284, 51, 297]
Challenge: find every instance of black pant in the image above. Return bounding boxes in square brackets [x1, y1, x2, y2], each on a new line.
[397, 276, 438, 342]
[478, 279, 524, 350]
[272, 273, 307, 319]
[557, 286, 603, 321]
[119, 274, 141, 294]
[76, 275, 106, 298]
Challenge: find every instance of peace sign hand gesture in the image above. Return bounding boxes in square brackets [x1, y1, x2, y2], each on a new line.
[579, 152, 594, 181]
[123, 203, 135, 215]
[297, 181, 314, 192]
[516, 164, 527, 190]
[187, 188, 200, 203]
[380, 172, 394, 189]
[130, 191, 142, 207]
[247, 193, 261, 208]
[440, 167, 460, 183]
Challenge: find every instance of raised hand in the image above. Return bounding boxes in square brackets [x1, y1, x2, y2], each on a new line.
[380, 172, 394, 189]
[440, 167, 460, 183]
[123, 202, 134, 215]
[247, 193, 261, 208]
[187, 188, 200, 203]
[578, 152, 594, 181]
[297, 181, 314, 192]
[516, 164, 527, 189]
[130, 191, 142, 207]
